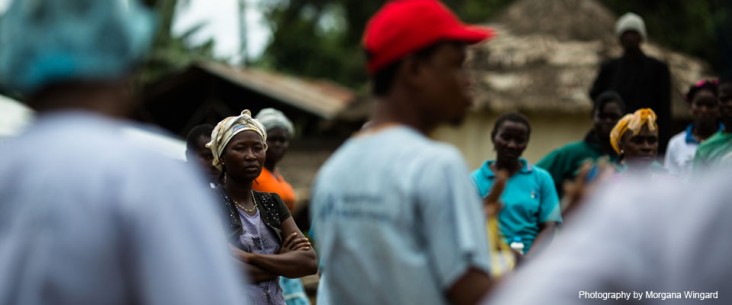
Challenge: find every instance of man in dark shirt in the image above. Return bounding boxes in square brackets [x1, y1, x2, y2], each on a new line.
[590, 12, 671, 153]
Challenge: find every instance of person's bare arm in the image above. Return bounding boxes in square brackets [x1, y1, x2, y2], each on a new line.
[233, 217, 318, 278]
[446, 268, 493, 305]
[243, 262, 278, 282]
[562, 160, 615, 218]
[229, 245, 278, 282]
[484, 169, 508, 218]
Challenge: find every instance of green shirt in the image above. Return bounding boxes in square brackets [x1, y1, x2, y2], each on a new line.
[693, 131, 732, 169]
[536, 132, 616, 198]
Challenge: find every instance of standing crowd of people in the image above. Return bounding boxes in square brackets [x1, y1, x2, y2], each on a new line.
[2, 0, 732, 305]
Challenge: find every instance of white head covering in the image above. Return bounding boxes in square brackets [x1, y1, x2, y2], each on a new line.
[206, 109, 267, 171]
[615, 12, 647, 41]
[255, 108, 295, 137]
[0, 0, 154, 94]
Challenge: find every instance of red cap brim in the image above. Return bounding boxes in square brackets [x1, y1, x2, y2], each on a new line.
[443, 25, 496, 45]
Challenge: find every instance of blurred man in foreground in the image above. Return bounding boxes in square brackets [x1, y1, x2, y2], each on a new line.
[311, 0, 495, 304]
[0, 1, 247, 304]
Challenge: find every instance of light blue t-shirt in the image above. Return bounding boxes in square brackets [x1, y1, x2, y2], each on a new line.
[311, 126, 491, 305]
[472, 159, 562, 251]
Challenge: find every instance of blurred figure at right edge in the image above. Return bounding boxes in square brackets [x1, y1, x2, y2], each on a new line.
[483, 165, 732, 305]
[694, 80, 732, 169]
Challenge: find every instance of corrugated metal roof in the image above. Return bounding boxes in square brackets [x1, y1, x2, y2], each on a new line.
[197, 62, 355, 119]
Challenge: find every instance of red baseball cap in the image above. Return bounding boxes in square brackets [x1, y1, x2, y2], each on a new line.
[363, 0, 495, 75]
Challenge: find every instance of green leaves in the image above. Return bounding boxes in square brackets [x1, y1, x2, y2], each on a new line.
[136, 0, 224, 86]
[254, 0, 515, 90]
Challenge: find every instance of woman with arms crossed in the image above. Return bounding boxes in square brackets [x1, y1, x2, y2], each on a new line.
[208, 110, 318, 305]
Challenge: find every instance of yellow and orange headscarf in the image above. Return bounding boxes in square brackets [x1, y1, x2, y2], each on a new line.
[206, 109, 268, 171]
[609, 108, 658, 154]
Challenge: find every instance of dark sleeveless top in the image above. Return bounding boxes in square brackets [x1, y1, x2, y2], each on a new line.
[214, 187, 291, 247]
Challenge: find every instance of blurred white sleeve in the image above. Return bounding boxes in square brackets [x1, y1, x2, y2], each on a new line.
[483, 176, 660, 304]
[119, 160, 248, 305]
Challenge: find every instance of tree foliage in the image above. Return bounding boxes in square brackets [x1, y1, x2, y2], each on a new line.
[255, 0, 512, 90]
[136, 0, 221, 86]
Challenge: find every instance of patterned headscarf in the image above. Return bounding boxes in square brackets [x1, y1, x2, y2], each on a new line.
[609, 108, 658, 154]
[206, 109, 267, 171]
[0, 0, 154, 94]
[255, 108, 295, 137]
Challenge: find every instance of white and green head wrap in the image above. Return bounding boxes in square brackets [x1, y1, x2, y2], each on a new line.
[206, 109, 268, 171]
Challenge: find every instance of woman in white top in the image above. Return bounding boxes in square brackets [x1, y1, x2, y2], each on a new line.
[664, 80, 721, 175]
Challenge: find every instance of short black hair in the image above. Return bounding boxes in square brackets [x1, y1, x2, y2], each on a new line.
[491, 112, 531, 140]
[685, 80, 718, 103]
[369, 41, 448, 97]
[185, 124, 214, 153]
[593, 90, 626, 117]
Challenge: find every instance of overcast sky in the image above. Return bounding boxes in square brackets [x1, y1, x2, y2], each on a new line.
[0, 0, 269, 64]
[174, 0, 270, 63]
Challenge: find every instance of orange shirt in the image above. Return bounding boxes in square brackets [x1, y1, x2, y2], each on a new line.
[253, 167, 296, 211]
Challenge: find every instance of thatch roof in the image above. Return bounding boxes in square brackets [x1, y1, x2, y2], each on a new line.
[494, 0, 617, 42]
[469, 0, 711, 117]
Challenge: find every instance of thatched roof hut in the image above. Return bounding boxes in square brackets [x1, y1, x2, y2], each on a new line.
[469, 0, 711, 118]
[336, 0, 711, 124]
